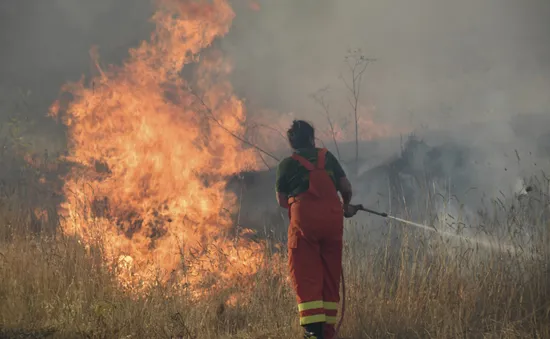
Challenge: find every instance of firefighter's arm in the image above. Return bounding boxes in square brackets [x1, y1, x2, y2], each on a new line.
[327, 151, 352, 203]
[338, 176, 353, 205]
[276, 192, 289, 209]
[326, 151, 358, 218]
[339, 177, 359, 218]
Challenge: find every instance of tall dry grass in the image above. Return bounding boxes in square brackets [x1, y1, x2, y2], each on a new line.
[0, 145, 549, 339]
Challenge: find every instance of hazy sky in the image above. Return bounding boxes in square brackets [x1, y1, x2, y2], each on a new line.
[1, 0, 549, 135]
[223, 0, 550, 129]
[1, 0, 549, 219]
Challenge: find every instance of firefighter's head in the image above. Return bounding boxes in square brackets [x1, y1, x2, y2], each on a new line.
[287, 120, 315, 150]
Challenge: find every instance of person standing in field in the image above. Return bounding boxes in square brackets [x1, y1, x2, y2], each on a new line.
[275, 120, 359, 339]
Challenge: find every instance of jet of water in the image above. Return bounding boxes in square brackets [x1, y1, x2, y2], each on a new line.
[358, 206, 522, 255]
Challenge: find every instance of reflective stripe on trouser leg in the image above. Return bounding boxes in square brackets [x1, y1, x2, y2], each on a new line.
[288, 221, 324, 326]
[324, 301, 339, 324]
[299, 300, 324, 312]
[325, 316, 338, 325]
[299, 300, 326, 325]
[324, 302, 338, 310]
[300, 313, 326, 325]
[321, 235, 342, 329]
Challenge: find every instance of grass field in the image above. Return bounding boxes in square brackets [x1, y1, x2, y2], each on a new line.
[0, 148, 549, 339]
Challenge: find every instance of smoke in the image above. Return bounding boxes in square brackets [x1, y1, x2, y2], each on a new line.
[0, 0, 153, 149]
[3, 0, 550, 128]
[2, 0, 550, 211]
[223, 0, 550, 128]
[220, 0, 550, 221]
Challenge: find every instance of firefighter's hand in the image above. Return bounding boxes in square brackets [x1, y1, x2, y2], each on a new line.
[344, 204, 361, 218]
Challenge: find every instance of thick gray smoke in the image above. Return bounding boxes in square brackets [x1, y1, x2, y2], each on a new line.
[2, 0, 550, 233]
[3, 0, 549, 128]
[0, 0, 153, 151]
[225, 0, 550, 128]
[223, 0, 550, 244]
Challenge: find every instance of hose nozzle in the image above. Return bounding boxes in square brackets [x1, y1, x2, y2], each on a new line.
[356, 205, 388, 217]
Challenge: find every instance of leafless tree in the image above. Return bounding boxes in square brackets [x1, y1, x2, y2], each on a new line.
[311, 87, 342, 161]
[340, 48, 375, 174]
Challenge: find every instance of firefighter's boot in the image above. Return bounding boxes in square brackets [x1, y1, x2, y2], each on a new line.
[303, 322, 324, 339]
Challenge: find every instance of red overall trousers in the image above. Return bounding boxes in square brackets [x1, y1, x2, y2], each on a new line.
[287, 148, 343, 339]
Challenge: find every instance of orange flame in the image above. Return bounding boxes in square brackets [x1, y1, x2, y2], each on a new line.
[249, 1, 261, 11]
[49, 0, 266, 294]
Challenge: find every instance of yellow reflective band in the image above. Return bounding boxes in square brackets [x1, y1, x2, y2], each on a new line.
[300, 314, 326, 325]
[326, 316, 338, 324]
[298, 300, 324, 312]
[324, 301, 339, 310]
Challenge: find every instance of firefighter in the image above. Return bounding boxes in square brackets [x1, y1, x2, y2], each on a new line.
[275, 120, 359, 339]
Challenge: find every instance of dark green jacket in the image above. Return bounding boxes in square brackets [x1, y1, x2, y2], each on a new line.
[275, 148, 347, 197]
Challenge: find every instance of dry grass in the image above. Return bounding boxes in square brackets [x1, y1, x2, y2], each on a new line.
[0, 149, 549, 339]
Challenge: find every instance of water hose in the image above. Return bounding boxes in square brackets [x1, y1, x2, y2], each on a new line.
[358, 205, 439, 233]
[335, 269, 346, 338]
[335, 205, 386, 338]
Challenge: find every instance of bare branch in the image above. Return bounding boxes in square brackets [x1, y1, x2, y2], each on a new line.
[341, 48, 375, 175]
[311, 88, 342, 161]
[247, 122, 286, 142]
[340, 74, 355, 101]
[255, 149, 271, 170]
[188, 87, 281, 163]
[242, 123, 275, 170]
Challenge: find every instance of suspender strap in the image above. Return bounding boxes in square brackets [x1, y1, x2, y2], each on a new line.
[291, 148, 328, 171]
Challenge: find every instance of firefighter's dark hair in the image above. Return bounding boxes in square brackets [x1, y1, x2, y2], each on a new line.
[287, 120, 315, 150]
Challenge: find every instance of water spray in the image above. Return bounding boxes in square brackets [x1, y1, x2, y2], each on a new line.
[335, 204, 525, 338]
[353, 204, 522, 254]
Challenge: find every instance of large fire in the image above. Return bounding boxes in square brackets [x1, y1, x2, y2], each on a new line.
[49, 0, 265, 293]
[46, 0, 401, 296]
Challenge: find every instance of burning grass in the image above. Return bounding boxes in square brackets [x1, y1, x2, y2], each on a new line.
[1, 0, 549, 337]
[0, 154, 549, 339]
